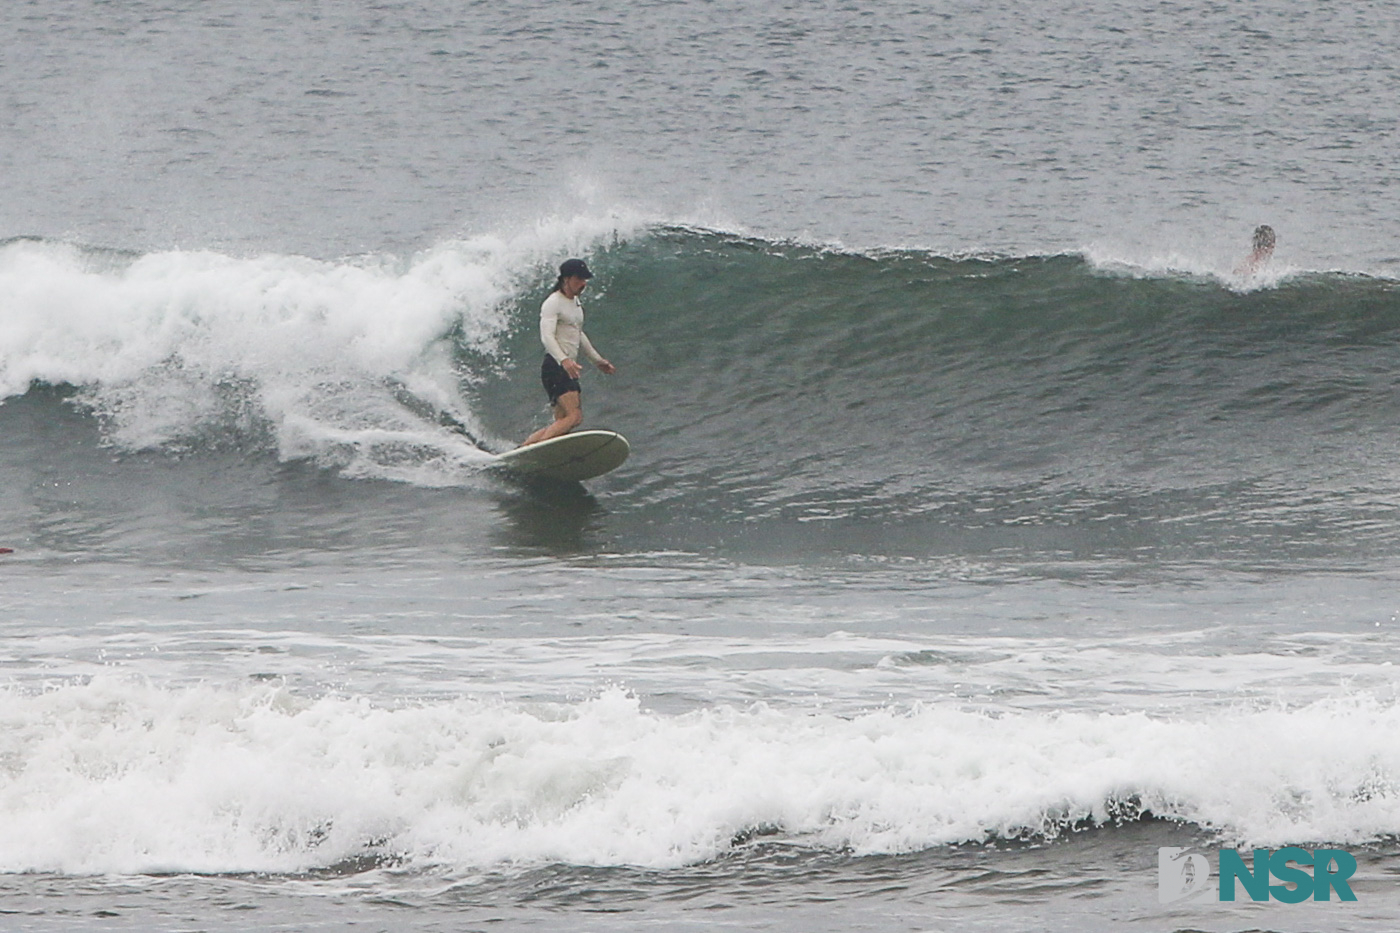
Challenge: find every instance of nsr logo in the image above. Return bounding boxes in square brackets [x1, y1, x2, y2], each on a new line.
[1158, 847, 1358, 904]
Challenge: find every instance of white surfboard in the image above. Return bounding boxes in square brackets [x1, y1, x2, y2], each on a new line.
[491, 430, 630, 482]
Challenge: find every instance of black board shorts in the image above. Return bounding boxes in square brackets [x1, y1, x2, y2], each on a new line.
[541, 354, 582, 405]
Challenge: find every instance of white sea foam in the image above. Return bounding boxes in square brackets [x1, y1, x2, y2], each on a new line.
[3, 676, 1400, 875]
[1079, 242, 1309, 292]
[0, 212, 644, 481]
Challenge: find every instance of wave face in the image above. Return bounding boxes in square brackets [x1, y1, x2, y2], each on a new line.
[4, 225, 1400, 565]
[481, 228, 1400, 565]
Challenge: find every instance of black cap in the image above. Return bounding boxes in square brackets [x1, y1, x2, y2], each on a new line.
[559, 258, 593, 279]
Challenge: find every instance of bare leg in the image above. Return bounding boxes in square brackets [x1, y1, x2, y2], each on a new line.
[521, 391, 582, 446]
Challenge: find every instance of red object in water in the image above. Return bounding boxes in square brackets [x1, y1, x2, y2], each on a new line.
[0, 548, 13, 555]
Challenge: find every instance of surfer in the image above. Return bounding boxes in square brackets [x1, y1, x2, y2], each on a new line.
[520, 258, 617, 447]
[1235, 225, 1275, 275]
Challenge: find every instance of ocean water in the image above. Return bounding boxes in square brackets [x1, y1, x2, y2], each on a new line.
[3, 2, 1400, 931]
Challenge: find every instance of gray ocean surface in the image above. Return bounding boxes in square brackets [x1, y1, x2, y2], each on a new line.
[4, 2, 1400, 931]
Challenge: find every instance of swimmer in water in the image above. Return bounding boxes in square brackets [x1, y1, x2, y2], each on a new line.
[1236, 224, 1276, 275]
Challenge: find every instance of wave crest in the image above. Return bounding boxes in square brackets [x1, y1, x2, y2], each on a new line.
[0, 215, 642, 480]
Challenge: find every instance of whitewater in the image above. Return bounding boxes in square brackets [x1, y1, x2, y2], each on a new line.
[5, 1, 1400, 931]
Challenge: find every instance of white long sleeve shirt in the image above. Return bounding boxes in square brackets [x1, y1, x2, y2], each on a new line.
[539, 291, 603, 364]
